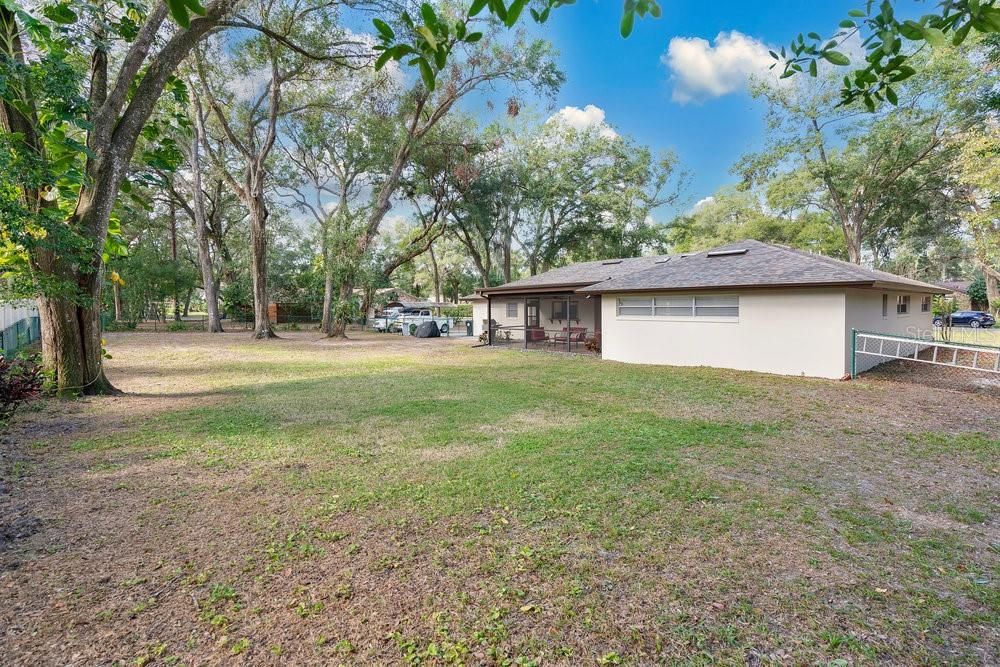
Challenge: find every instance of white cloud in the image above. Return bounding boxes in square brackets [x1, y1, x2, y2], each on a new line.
[547, 104, 618, 139]
[662, 31, 778, 104]
[690, 196, 715, 213]
[226, 68, 270, 102]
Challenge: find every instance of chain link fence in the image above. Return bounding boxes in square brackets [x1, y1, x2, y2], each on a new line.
[853, 329, 1000, 397]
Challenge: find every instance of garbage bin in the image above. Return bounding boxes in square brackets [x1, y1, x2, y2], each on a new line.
[465, 319, 473, 336]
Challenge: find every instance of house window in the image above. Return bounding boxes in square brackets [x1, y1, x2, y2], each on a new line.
[882, 294, 888, 318]
[896, 295, 910, 315]
[618, 295, 739, 319]
[694, 295, 739, 317]
[551, 300, 579, 320]
[921, 296, 931, 312]
[654, 296, 693, 317]
[506, 302, 518, 318]
[617, 297, 653, 316]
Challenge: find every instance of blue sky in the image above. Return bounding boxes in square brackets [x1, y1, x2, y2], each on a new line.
[513, 1, 864, 217]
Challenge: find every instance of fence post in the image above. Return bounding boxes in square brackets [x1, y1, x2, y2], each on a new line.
[850, 328, 857, 379]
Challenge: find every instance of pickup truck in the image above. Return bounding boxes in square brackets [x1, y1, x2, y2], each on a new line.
[371, 307, 405, 332]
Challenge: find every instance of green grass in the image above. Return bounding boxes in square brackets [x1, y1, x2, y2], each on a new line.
[935, 326, 1000, 347]
[12, 333, 1000, 665]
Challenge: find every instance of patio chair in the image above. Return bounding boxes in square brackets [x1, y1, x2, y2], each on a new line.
[526, 326, 547, 343]
[552, 326, 587, 347]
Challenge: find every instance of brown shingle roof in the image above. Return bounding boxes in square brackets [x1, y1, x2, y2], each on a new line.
[576, 240, 944, 294]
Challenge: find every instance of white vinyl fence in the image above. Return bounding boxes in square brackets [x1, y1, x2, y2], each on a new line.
[1, 300, 41, 357]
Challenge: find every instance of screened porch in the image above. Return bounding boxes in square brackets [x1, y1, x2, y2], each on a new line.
[484, 293, 602, 355]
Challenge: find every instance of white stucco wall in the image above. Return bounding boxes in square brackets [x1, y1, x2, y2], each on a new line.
[601, 289, 849, 379]
[845, 288, 934, 373]
[471, 300, 488, 336]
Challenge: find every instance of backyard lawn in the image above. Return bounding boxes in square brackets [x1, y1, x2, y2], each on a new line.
[936, 327, 1000, 348]
[2, 332, 998, 665]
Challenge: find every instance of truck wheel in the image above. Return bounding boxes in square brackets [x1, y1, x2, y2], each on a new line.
[439, 323, 449, 335]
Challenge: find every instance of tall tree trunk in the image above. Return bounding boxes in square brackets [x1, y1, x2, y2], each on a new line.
[360, 288, 373, 327]
[429, 245, 442, 303]
[182, 288, 192, 317]
[113, 281, 124, 322]
[248, 192, 276, 339]
[843, 220, 863, 264]
[319, 227, 333, 333]
[501, 208, 515, 283]
[321, 266, 334, 334]
[2, 0, 235, 394]
[1, 5, 112, 395]
[35, 259, 116, 395]
[189, 106, 223, 332]
[169, 199, 181, 321]
[981, 261, 1000, 313]
[329, 278, 353, 338]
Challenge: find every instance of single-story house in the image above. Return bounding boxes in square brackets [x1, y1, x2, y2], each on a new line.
[475, 240, 944, 379]
[359, 288, 448, 320]
[935, 279, 989, 311]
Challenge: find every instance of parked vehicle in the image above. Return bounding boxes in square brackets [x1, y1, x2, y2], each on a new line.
[933, 311, 996, 328]
[398, 311, 453, 335]
[371, 307, 405, 332]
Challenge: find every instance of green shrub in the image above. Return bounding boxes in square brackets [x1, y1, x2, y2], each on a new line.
[968, 274, 987, 306]
[442, 304, 472, 319]
[167, 321, 187, 332]
[104, 320, 138, 332]
[932, 295, 957, 318]
[0, 355, 43, 422]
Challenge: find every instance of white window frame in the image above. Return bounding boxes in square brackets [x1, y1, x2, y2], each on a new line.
[616, 296, 653, 317]
[617, 295, 739, 321]
[506, 302, 518, 318]
[693, 295, 739, 318]
[896, 295, 910, 316]
[920, 296, 931, 312]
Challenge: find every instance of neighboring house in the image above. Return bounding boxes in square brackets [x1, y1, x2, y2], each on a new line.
[476, 240, 943, 379]
[935, 280, 989, 311]
[359, 288, 447, 320]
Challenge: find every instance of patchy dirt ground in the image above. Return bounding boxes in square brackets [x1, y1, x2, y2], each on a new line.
[1, 332, 998, 666]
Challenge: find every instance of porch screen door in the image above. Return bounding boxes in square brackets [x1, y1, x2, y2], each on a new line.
[526, 299, 540, 327]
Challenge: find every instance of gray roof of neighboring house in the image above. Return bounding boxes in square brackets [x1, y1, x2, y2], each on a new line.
[458, 293, 486, 301]
[936, 280, 971, 294]
[576, 240, 944, 294]
[477, 254, 672, 295]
